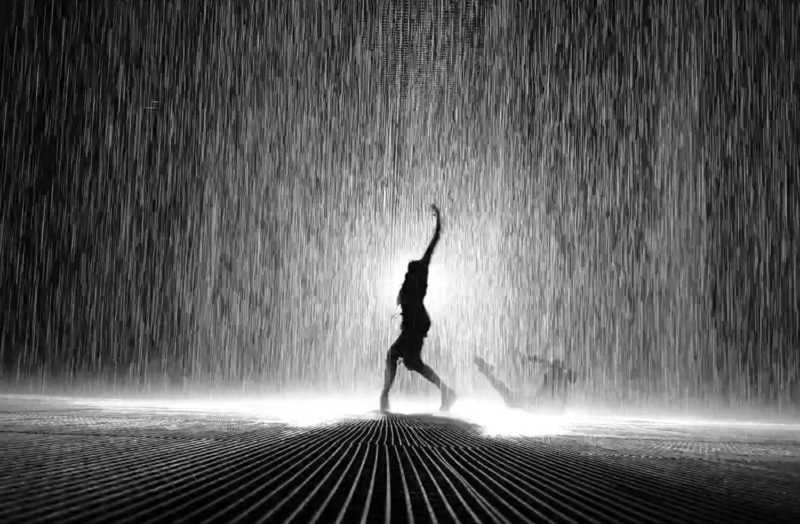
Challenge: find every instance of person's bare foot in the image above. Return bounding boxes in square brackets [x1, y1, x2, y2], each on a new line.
[440, 386, 457, 412]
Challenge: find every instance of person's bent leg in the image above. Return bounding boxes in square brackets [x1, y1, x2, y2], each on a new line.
[402, 344, 439, 386]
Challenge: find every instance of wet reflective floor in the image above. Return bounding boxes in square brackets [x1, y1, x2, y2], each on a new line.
[2, 395, 799, 523]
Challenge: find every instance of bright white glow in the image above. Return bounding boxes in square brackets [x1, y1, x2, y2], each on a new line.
[62, 394, 569, 436]
[379, 255, 460, 315]
[426, 262, 458, 313]
[4, 394, 798, 440]
[444, 398, 566, 437]
[67, 395, 377, 427]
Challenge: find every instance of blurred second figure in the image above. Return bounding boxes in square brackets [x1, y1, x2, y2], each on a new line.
[474, 352, 578, 412]
[379, 204, 457, 413]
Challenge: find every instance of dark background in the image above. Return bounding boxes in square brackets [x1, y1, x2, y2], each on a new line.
[1, 0, 798, 408]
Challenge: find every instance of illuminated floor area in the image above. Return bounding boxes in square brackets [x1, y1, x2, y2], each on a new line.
[2, 395, 800, 523]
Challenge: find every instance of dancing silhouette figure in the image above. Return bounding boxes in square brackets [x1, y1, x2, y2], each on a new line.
[380, 204, 456, 413]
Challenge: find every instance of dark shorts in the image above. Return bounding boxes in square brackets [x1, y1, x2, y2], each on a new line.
[388, 331, 426, 370]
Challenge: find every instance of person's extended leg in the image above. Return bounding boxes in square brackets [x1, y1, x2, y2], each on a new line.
[418, 363, 442, 387]
[380, 339, 403, 412]
[404, 351, 457, 412]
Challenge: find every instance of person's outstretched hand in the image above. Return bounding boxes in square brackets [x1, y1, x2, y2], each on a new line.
[421, 204, 443, 263]
[430, 204, 442, 231]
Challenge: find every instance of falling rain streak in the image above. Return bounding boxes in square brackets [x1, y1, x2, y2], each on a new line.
[0, 0, 798, 412]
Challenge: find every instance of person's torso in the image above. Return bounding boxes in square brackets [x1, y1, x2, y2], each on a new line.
[398, 269, 429, 306]
[400, 304, 431, 334]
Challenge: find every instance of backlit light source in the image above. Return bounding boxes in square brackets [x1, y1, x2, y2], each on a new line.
[380, 255, 458, 315]
[64, 394, 570, 436]
[13, 394, 798, 439]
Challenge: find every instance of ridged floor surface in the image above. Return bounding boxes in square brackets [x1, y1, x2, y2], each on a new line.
[1, 397, 799, 523]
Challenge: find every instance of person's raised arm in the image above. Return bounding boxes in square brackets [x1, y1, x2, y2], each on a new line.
[421, 204, 442, 265]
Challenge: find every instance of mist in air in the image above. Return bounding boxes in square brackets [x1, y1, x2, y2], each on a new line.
[1, 0, 797, 414]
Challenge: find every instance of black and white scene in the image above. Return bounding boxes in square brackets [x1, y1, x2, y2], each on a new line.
[1, 0, 799, 522]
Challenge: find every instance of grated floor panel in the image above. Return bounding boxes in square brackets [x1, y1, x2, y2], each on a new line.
[1, 398, 799, 523]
